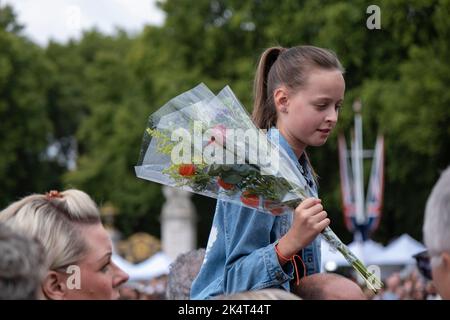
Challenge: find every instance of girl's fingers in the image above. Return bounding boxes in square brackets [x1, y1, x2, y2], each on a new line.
[298, 198, 321, 210]
[316, 218, 331, 232]
[303, 203, 324, 216]
[312, 210, 328, 223]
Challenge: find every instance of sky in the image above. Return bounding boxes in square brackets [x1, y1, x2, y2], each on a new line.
[3, 0, 165, 45]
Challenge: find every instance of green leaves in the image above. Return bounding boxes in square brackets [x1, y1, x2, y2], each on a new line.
[0, 5, 59, 207]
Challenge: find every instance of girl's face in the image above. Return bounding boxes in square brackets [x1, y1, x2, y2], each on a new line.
[276, 68, 345, 156]
[62, 223, 129, 300]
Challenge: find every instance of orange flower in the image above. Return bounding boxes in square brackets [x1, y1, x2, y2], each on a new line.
[263, 200, 284, 215]
[240, 191, 259, 208]
[217, 178, 234, 190]
[179, 164, 196, 176]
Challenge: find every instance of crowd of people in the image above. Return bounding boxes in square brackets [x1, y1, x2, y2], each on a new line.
[118, 251, 441, 301]
[1, 166, 449, 300]
[370, 270, 439, 300]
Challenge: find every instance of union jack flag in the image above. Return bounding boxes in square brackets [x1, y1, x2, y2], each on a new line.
[338, 134, 384, 237]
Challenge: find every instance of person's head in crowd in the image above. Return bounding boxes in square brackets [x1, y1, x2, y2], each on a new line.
[119, 285, 140, 300]
[410, 269, 420, 283]
[0, 223, 45, 300]
[0, 189, 129, 299]
[215, 288, 301, 300]
[423, 166, 450, 299]
[403, 279, 414, 298]
[378, 273, 402, 300]
[295, 273, 366, 300]
[412, 281, 425, 300]
[166, 248, 205, 300]
[386, 273, 401, 292]
[425, 281, 440, 299]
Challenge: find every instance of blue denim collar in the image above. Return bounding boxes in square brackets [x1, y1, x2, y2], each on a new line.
[267, 127, 317, 196]
[267, 127, 299, 165]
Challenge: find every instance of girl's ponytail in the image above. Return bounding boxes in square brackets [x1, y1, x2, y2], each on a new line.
[252, 47, 285, 130]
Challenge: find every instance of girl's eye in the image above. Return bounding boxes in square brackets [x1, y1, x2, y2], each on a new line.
[335, 104, 343, 110]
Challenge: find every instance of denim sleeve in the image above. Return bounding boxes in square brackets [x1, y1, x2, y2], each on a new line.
[219, 200, 295, 294]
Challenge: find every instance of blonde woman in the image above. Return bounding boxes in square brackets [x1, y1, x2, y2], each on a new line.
[0, 189, 129, 299]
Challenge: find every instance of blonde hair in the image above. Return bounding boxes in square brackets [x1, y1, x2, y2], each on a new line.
[0, 189, 101, 270]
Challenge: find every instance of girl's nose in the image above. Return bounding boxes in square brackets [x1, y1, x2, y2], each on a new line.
[326, 108, 338, 123]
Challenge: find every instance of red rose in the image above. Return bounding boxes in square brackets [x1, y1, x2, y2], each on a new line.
[240, 191, 260, 208]
[264, 200, 285, 215]
[178, 164, 196, 176]
[217, 178, 234, 190]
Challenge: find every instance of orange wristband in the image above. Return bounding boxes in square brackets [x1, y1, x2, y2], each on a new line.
[274, 243, 307, 286]
[275, 243, 293, 263]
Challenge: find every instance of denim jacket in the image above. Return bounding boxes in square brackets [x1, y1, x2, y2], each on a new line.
[190, 128, 322, 300]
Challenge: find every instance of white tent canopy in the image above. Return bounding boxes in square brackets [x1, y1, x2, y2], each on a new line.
[112, 252, 135, 273]
[130, 252, 172, 281]
[112, 251, 172, 281]
[320, 233, 426, 271]
[370, 234, 425, 265]
[321, 238, 385, 270]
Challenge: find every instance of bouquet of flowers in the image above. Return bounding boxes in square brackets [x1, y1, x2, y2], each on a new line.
[135, 83, 383, 292]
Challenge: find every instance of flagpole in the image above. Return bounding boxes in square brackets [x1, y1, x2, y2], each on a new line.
[352, 100, 366, 241]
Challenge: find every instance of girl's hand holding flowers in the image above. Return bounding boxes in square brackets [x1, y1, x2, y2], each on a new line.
[278, 198, 330, 258]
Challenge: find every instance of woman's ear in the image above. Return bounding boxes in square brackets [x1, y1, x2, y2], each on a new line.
[273, 86, 289, 114]
[41, 271, 67, 300]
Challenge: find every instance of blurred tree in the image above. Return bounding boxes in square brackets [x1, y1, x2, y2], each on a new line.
[0, 4, 64, 208]
[61, 30, 165, 237]
[0, 4, 23, 33]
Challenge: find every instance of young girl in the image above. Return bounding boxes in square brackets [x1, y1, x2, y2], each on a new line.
[190, 45, 345, 299]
